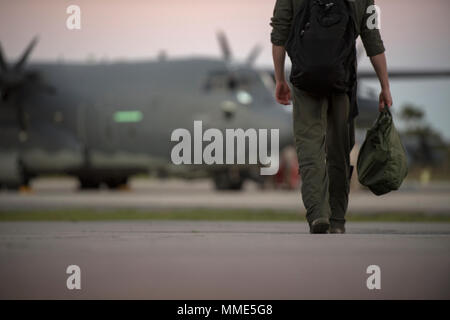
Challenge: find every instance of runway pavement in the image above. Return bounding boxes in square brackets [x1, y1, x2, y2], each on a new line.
[0, 221, 449, 299]
[0, 177, 449, 214]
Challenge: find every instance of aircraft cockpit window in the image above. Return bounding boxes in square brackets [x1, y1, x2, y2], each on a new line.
[205, 72, 251, 92]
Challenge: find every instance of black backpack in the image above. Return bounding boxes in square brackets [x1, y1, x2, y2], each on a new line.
[286, 0, 357, 96]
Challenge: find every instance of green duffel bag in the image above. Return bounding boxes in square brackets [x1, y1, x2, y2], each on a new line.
[357, 107, 408, 196]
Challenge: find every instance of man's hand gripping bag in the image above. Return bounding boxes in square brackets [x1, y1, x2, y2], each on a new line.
[357, 108, 408, 196]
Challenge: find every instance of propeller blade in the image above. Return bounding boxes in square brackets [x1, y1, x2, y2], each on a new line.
[246, 44, 263, 66]
[217, 31, 232, 62]
[14, 36, 38, 71]
[0, 42, 8, 72]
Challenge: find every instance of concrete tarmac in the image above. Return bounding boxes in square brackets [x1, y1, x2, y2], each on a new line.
[0, 221, 449, 299]
[0, 177, 449, 214]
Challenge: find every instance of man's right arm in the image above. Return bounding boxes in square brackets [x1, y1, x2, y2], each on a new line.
[270, 0, 294, 105]
[272, 45, 291, 105]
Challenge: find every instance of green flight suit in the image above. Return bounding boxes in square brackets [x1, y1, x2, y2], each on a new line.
[270, 0, 386, 227]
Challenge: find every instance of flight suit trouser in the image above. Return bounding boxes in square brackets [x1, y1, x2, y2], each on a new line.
[291, 85, 355, 228]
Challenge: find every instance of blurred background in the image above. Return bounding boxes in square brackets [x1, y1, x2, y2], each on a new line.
[0, 0, 449, 220]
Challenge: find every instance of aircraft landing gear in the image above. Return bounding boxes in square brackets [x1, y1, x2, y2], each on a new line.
[105, 176, 129, 190]
[213, 167, 244, 191]
[2, 179, 30, 191]
[78, 176, 100, 190]
[77, 176, 129, 190]
[0, 154, 30, 191]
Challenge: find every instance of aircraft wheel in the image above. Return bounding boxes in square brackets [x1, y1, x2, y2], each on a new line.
[3, 182, 22, 190]
[228, 180, 244, 190]
[105, 177, 129, 189]
[1, 163, 30, 190]
[213, 171, 244, 191]
[78, 177, 100, 190]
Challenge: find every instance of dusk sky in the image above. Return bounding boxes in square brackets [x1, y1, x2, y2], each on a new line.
[1, 0, 449, 139]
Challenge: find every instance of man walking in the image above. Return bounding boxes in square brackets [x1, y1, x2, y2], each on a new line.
[271, 0, 392, 233]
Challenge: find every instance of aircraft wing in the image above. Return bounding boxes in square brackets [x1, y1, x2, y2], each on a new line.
[358, 70, 450, 79]
[262, 69, 450, 82]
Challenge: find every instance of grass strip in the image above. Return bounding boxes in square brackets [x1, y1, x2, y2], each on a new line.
[0, 209, 449, 222]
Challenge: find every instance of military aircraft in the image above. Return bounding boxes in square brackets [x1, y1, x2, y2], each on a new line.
[1, 34, 448, 191]
[0, 34, 295, 190]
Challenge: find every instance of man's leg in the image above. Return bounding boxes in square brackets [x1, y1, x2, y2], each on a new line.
[326, 93, 355, 233]
[291, 86, 331, 232]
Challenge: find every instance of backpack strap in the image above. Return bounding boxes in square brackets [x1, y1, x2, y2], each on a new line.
[344, 0, 358, 38]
